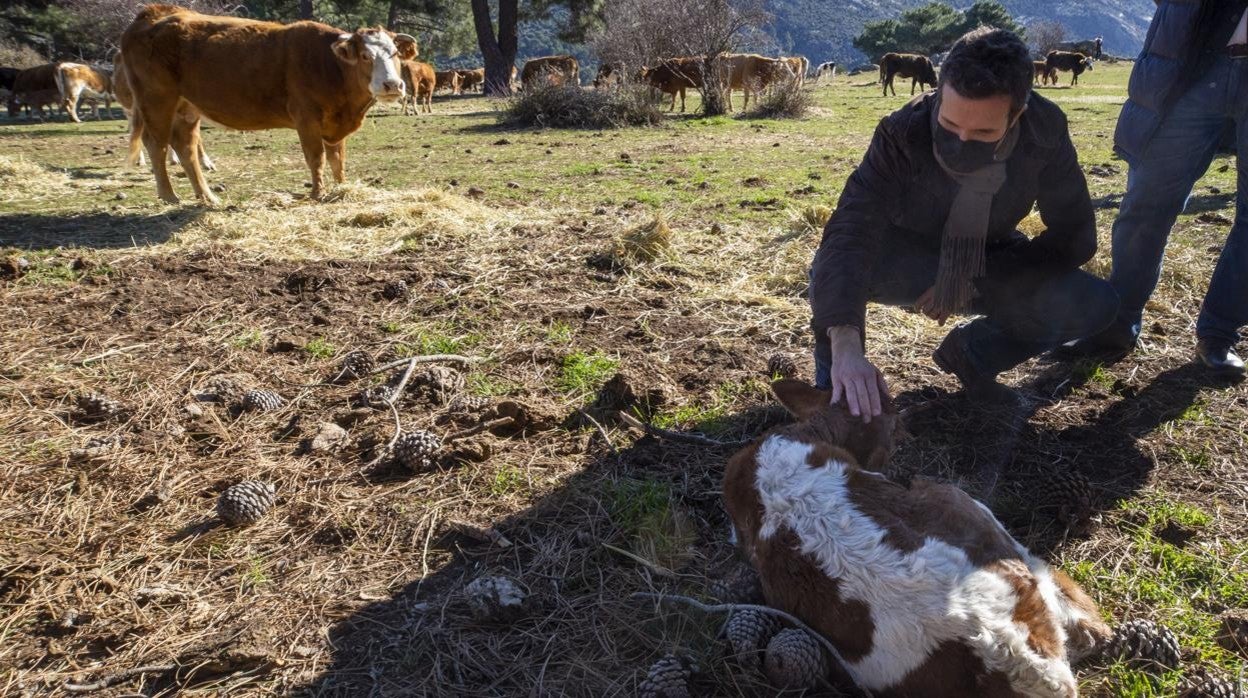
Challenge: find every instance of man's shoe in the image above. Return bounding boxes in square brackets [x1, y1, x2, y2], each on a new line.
[1196, 338, 1246, 379]
[932, 334, 1018, 406]
[1052, 325, 1137, 362]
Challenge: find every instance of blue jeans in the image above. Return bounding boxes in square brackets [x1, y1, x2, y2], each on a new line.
[813, 234, 1119, 389]
[1108, 52, 1248, 346]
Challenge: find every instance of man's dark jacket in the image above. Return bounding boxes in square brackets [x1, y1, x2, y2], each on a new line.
[809, 91, 1096, 336]
[1116, 0, 1248, 161]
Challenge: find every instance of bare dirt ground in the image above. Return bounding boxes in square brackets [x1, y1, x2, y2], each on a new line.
[2, 64, 1247, 696]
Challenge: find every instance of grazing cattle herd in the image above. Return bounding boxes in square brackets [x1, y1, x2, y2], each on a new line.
[0, 6, 1105, 204]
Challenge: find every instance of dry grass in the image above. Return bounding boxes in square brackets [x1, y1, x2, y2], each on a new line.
[0, 154, 72, 200]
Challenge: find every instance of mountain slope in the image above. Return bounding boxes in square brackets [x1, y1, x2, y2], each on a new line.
[766, 0, 1155, 65]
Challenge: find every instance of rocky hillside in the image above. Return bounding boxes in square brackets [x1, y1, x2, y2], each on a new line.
[767, 0, 1155, 66]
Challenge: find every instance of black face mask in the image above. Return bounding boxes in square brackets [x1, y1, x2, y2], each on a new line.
[933, 124, 1003, 173]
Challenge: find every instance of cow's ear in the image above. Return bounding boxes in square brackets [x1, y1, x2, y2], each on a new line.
[393, 33, 419, 60]
[332, 34, 359, 64]
[771, 379, 829, 421]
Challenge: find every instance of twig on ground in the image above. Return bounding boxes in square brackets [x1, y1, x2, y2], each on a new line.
[370, 354, 479, 375]
[63, 664, 177, 693]
[630, 592, 871, 696]
[446, 416, 514, 442]
[359, 358, 418, 473]
[617, 410, 749, 448]
[75, 343, 149, 366]
[577, 408, 617, 455]
[602, 543, 678, 579]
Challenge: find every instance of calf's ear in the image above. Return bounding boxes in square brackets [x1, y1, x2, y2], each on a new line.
[393, 33, 419, 60]
[332, 34, 359, 64]
[771, 379, 829, 421]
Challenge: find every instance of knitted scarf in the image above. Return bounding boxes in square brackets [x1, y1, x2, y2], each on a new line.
[928, 98, 1021, 316]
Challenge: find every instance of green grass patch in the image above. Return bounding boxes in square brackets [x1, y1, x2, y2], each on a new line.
[557, 351, 619, 397]
[544, 320, 574, 344]
[467, 373, 523, 397]
[304, 337, 336, 359]
[231, 329, 264, 350]
[490, 465, 526, 496]
[652, 378, 769, 434]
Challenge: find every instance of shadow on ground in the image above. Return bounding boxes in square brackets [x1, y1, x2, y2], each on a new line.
[0, 209, 204, 249]
[291, 356, 1229, 696]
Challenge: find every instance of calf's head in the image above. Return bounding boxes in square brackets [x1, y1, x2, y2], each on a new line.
[333, 28, 419, 102]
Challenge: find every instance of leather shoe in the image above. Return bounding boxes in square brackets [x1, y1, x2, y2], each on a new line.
[933, 331, 1018, 405]
[1196, 338, 1246, 379]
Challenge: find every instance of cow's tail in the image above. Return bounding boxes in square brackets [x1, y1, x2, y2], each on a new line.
[878, 62, 885, 85]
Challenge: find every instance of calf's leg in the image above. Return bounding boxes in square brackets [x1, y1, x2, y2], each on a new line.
[326, 139, 346, 184]
[296, 125, 328, 200]
[170, 113, 218, 205]
[137, 97, 180, 203]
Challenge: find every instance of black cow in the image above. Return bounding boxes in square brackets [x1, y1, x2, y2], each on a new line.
[1045, 50, 1094, 86]
[879, 52, 938, 96]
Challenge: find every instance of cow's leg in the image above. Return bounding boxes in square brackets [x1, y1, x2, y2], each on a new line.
[125, 108, 146, 167]
[138, 98, 180, 203]
[668, 90, 676, 112]
[63, 86, 82, 123]
[170, 113, 218, 205]
[326, 139, 346, 184]
[679, 88, 686, 113]
[297, 126, 327, 200]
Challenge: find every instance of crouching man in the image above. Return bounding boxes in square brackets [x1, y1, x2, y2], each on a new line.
[810, 28, 1118, 418]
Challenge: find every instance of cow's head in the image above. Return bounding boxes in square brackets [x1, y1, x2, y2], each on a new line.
[333, 28, 419, 102]
[1083, 56, 1095, 70]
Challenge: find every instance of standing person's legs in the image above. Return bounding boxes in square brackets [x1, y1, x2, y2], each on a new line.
[1193, 62, 1248, 372]
[1082, 69, 1229, 350]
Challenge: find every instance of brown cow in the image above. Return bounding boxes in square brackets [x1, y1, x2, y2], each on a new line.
[1033, 60, 1056, 86]
[456, 67, 484, 93]
[8, 63, 62, 120]
[402, 60, 436, 114]
[879, 52, 938, 96]
[781, 55, 809, 88]
[434, 69, 461, 94]
[55, 63, 113, 122]
[521, 55, 579, 90]
[113, 50, 214, 171]
[722, 53, 794, 111]
[641, 57, 705, 112]
[593, 62, 623, 89]
[1045, 51, 1094, 86]
[121, 4, 417, 204]
[0, 66, 17, 98]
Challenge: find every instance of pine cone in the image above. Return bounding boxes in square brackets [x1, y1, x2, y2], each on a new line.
[382, 279, 409, 300]
[1035, 469, 1094, 527]
[339, 351, 375, 380]
[766, 354, 798, 380]
[241, 389, 284, 413]
[1105, 619, 1181, 671]
[353, 384, 396, 408]
[464, 575, 527, 622]
[203, 375, 243, 402]
[412, 366, 466, 404]
[764, 628, 826, 690]
[638, 654, 697, 698]
[726, 608, 781, 670]
[708, 565, 763, 604]
[216, 480, 276, 525]
[448, 394, 492, 416]
[1180, 671, 1245, 698]
[76, 393, 126, 421]
[394, 429, 442, 471]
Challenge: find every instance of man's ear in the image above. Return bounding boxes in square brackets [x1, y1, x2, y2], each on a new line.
[771, 379, 830, 421]
[332, 34, 359, 64]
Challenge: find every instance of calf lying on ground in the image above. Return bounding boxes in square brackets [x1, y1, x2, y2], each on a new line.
[723, 380, 1111, 697]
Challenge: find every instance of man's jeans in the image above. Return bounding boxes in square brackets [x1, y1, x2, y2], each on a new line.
[1109, 52, 1248, 346]
[814, 237, 1118, 389]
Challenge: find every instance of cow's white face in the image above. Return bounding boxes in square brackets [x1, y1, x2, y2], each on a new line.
[334, 30, 418, 102]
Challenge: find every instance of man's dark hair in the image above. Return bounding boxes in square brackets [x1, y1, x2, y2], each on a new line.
[940, 27, 1032, 111]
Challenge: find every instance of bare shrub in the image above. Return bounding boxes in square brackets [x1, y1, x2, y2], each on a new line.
[500, 82, 664, 129]
[1025, 20, 1068, 57]
[59, 0, 240, 52]
[744, 76, 811, 119]
[590, 0, 768, 117]
[0, 38, 46, 69]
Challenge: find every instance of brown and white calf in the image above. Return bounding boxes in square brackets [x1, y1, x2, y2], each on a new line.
[723, 380, 1110, 697]
[55, 62, 113, 122]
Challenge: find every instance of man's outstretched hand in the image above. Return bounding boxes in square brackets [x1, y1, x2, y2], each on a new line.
[827, 326, 890, 423]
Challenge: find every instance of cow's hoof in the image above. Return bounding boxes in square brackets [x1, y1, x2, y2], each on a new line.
[158, 193, 180, 204]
